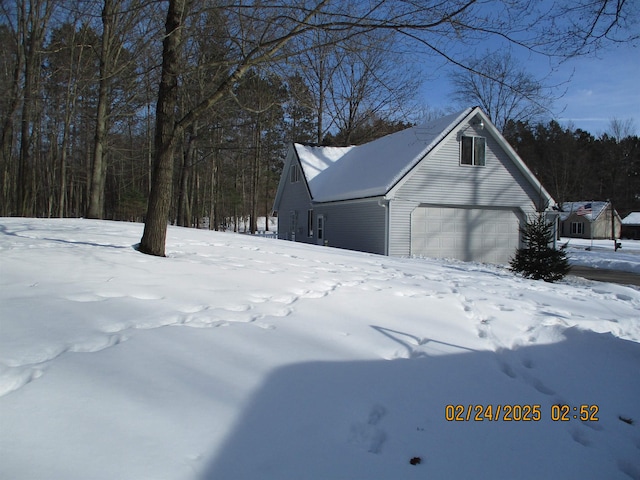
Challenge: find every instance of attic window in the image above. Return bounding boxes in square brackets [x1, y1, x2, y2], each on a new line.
[290, 164, 300, 183]
[461, 136, 486, 166]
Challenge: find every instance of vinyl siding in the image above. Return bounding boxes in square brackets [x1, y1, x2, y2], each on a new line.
[387, 126, 539, 256]
[315, 198, 387, 254]
[276, 151, 313, 242]
[388, 200, 418, 256]
[393, 126, 540, 208]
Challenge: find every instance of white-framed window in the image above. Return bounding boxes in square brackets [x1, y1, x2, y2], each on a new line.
[571, 222, 584, 235]
[461, 136, 486, 166]
[290, 164, 300, 183]
[307, 209, 313, 237]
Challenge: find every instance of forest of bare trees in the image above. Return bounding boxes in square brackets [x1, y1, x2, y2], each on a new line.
[0, 0, 637, 255]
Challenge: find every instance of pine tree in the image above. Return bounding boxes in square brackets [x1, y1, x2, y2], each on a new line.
[510, 211, 570, 282]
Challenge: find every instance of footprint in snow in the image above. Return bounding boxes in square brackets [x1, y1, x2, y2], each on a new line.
[521, 358, 534, 369]
[569, 426, 591, 447]
[617, 459, 640, 480]
[497, 304, 515, 312]
[349, 405, 388, 454]
[177, 304, 209, 314]
[0, 366, 44, 397]
[498, 360, 517, 378]
[222, 304, 252, 312]
[530, 378, 555, 395]
[271, 294, 298, 305]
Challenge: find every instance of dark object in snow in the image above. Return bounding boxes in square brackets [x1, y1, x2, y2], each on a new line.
[409, 457, 422, 465]
[618, 415, 634, 425]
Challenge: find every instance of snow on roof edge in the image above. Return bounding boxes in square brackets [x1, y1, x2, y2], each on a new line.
[622, 212, 640, 225]
[559, 201, 610, 221]
[295, 144, 354, 183]
[382, 108, 473, 194]
[304, 108, 474, 203]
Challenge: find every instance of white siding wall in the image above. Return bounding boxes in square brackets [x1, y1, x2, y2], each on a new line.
[388, 199, 418, 256]
[389, 125, 539, 256]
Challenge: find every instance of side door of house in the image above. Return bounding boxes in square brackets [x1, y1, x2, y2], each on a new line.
[316, 214, 325, 245]
[289, 210, 298, 241]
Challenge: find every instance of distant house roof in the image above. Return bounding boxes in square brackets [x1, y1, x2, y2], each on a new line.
[559, 202, 610, 222]
[622, 212, 640, 225]
[295, 108, 472, 203]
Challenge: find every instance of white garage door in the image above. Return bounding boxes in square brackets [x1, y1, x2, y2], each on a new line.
[410, 206, 521, 264]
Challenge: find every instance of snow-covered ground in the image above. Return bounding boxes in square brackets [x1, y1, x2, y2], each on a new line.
[562, 237, 640, 274]
[1, 218, 639, 480]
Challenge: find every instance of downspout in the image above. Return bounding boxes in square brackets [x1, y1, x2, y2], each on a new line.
[378, 198, 389, 256]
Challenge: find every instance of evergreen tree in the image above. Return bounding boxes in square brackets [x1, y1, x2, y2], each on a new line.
[510, 212, 570, 282]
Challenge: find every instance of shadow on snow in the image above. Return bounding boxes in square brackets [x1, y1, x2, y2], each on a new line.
[200, 327, 640, 480]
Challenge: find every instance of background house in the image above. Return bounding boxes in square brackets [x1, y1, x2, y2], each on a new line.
[559, 202, 621, 239]
[272, 107, 554, 265]
[621, 212, 640, 239]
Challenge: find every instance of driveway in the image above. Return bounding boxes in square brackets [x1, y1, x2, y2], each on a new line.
[569, 265, 640, 287]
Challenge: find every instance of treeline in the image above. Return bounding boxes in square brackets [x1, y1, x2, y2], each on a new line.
[1, 1, 637, 231]
[0, 1, 417, 231]
[504, 120, 640, 217]
[0, 3, 312, 229]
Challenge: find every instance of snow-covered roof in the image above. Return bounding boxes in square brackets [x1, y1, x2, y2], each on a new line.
[559, 202, 609, 221]
[295, 108, 472, 202]
[622, 212, 640, 225]
[294, 145, 354, 182]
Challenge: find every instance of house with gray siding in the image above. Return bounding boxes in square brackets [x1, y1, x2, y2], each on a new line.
[558, 201, 622, 239]
[272, 107, 554, 264]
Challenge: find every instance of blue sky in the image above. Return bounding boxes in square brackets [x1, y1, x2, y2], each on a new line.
[548, 43, 640, 136]
[422, 42, 639, 137]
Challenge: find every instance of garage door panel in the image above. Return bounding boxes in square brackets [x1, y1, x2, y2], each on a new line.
[410, 206, 520, 264]
[482, 223, 497, 234]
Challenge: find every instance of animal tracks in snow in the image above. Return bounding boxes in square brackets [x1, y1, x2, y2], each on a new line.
[0, 332, 126, 397]
[349, 404, 388, 454]
[64, 290, 165, 303]
[2, 260, 371, 397]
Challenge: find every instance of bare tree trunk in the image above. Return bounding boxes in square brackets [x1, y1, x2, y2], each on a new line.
[176, 123, 197, 227]
[0, 25, 24, 216]
[58, 35, 86, 218]
[250, 120, 261, 234]
[193, 170, 200, 228]
[209, 153, 217, 230]
[139, 0, 185, 256]
[176, 149, 189, 227]
[16, 0, 54, 216]
[17, 18, 36, 216]
[87, 0, 115, 219]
